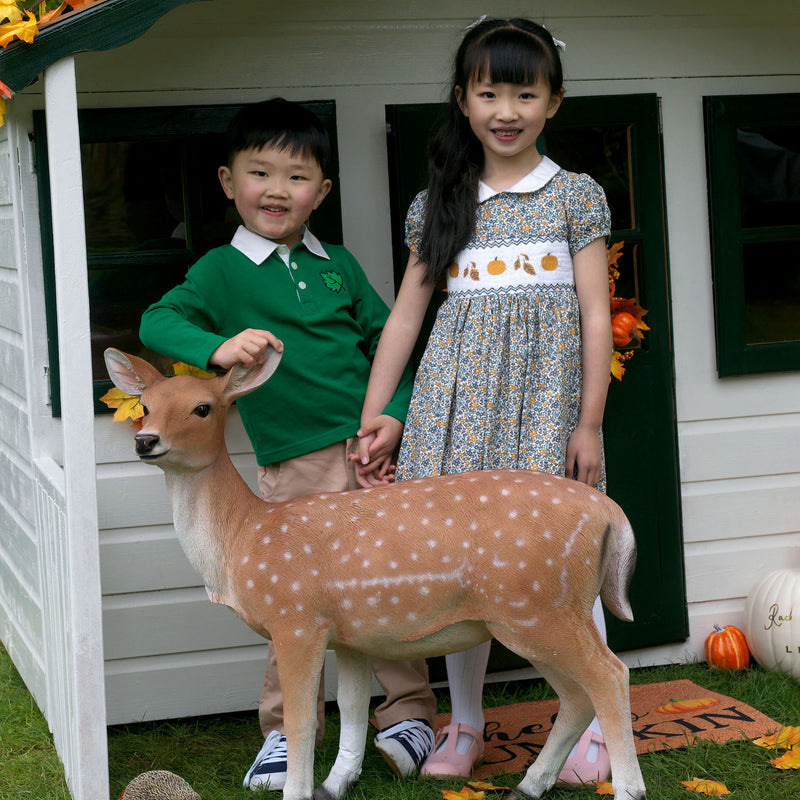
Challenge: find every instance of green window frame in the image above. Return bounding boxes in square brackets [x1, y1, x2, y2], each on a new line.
[34, 100, 343, 415]
[704, 93, 800, 376]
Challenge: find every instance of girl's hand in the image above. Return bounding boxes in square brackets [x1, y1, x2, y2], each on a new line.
[354, 415, 404, 469]
[565, 424, 603, 487]
[353, 455, 397, 489]
[210, 329, 283, 369]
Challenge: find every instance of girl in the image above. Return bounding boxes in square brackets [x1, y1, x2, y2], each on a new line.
[357, 17, 613, 784]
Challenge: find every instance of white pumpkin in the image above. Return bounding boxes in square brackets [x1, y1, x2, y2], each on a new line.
[743, 569, 800, 680]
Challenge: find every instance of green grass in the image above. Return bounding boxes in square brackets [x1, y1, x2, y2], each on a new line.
[2, 642, 799, 799]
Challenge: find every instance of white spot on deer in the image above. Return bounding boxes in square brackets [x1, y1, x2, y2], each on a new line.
[377, 510, 386, 517]
[546, 558, 553, 566]
[426, 501, 435, 509]
[389, 561, 398, 569]
[242, 555, 249, 564]
[444, 518, 454, 526]
[283, 552, 293, 561]
[493, 556, 508, 568]
[333, 540, 342, 550]
[427, 539, 437, 549]
[442, 555, 452, 564]
[424, 486, 434, 492]
[341, 598, 353, 610]
[420, 586, 430, 596]
[516, 538, 525, 547]
[367, 596, 379, 607]
[552, 497, 561, 505]
[590, 494, 599, 502]
[532, 581, 541, 591]
[407, 612, 418, 622]
[514, 616, 539, 627]
[421, 518, 430, 526]
[470, 521, 479, 531]
[509, 509, 518, 519]
[246, 579, 254, 589]
[477, 547, 485, 555]
[401, 502, 410, 510]
[304, 544, 312, 554]
[352, 619, 363, 628]
[510, 598, 528, 608]
[480, 495, 488, 503]
[586, 558, 592, 565]
[358, 529, 367, 538]
[255, 523, 262, 531]
[390, 596, 400, 605]
[258, 562, 267, 571]
[325, 521, 333, 528]
[531, 509, 540, 518]
[398, 524, 406, 532]
[529, 490, 539, 497]
[501, 488, 511, 496]
[263, 536, 272, 544]
[375, 539, 383, 547]
[454, 494, 463, 502]
[311, 569, 319, 577]
[411, 552, 419, 561]
[462, 541, 470, 549]
[301, 515, 309, 522]
[362, 559, 370, 568]
[341, 554, 351, 563]
[543, 480, 552, 486]
[494, 529, 502, 538]
[291, 581, 300, 592]
[281, 524, 289, 533]
[296, 604, 303, 612]
[328, 503, 338, 510]
[518, 561, 527, 569]
[543, 530, 552, 539]
[568, 487, 576, 494]
[264, 594, 273, 604]
[271, 575, 279, 584]
[295, 629, 305, 637]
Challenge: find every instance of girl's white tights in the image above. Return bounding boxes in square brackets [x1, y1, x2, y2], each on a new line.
[442, 596, 607, 756]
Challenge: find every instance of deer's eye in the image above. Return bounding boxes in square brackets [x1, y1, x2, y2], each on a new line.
[193, 404, 211, 418]
[141, 404, 149, 416]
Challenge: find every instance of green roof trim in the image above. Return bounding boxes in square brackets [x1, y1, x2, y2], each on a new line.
[0, 0, 208, 93]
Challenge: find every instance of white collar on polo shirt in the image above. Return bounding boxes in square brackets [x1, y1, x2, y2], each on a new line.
[478, 155, 561, 203]
[230, 224, 331, 265]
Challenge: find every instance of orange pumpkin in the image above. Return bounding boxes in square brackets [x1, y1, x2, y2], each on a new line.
[656, 697, 720, 715]
[541, 253, 559, 271]
[448, 262, 459, 278]
[611, 311, 639, 347]
[487, 257, 506, 275]
[705, 624, 750, 670]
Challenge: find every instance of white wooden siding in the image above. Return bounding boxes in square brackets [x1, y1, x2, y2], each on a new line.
[0, 0, 797, 729]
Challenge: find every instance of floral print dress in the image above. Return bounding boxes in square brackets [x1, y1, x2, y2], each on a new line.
[396, 156, 611, 489]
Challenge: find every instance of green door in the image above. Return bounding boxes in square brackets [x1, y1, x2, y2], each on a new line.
[385, 94, 686, 670]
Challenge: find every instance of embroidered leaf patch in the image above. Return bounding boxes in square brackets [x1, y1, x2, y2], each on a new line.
[321, 270, 344, 293]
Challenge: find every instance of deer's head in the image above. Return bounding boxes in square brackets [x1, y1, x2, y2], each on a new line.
[104, 348, 282, 472]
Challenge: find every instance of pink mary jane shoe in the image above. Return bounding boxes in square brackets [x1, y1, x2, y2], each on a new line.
[557, 729, 611, 785]
[421, 722, 485, 779]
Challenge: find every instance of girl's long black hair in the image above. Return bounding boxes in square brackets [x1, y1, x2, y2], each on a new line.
[418, 18, 564, 284]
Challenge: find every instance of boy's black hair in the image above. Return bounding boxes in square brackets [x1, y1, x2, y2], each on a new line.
[225, 97, 331, 175]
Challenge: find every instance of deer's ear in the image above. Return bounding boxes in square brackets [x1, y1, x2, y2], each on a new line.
[223, 345, 282, 400]
[104, 349, 165, 396]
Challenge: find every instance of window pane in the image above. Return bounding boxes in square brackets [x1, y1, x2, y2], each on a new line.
[737, 125, 800, 228]
[743, 240, 800, 344]
[82, 141, 187, 253]
[543, 124, 633, 230]
[89, 258, 190, 379]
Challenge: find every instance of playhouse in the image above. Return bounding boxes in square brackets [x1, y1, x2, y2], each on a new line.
[0, 1, 798, 797]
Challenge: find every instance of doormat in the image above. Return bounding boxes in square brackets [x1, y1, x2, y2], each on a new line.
[430, 679, 782, 779]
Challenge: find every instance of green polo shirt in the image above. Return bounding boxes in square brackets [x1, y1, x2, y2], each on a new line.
[139, 226, 412, 465]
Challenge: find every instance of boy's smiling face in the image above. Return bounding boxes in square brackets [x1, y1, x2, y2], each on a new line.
[218, 145, 332, 249]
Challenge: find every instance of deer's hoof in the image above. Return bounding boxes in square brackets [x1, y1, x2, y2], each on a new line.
[504, 791, 532, 800]
[312, 788, 335, 800]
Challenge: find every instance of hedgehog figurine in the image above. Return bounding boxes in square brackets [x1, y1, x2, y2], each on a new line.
[118, 770, 201, 799]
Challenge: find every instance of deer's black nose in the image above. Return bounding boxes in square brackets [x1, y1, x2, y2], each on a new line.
[135, 433, 160, 455]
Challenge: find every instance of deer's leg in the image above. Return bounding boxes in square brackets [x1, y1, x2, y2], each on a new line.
[274, 631, 329, 800]
[315, 647, 373, 800]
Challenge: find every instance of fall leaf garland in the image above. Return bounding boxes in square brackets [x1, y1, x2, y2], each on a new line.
[607, 241, 649, 381]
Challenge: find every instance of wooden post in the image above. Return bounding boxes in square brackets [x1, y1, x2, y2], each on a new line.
[43, 56, 109, 800]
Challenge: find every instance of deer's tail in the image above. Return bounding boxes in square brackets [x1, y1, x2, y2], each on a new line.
[599, 506, 637, 622]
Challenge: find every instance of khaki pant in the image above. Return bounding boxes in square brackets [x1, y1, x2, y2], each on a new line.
[256, 439, 436, 744]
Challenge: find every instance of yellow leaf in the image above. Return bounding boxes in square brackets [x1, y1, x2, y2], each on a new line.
[0, 2, 23, 23]
[680, 777, 731, 796]
[771, 744, 800, 769]
[99, 387, 144, 422]
[753, 725, 800, 750]
[595, 781, 615, 795]
[173, 361, 215, 379]
[468, 781, 511, 792]
[0, 11, 39, 48]
[442, 789, 485, 800]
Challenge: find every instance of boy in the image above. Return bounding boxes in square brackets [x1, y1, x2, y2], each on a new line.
[139, 98, 436, 791]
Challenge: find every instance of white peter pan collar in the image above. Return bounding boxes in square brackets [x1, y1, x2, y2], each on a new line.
[230, 224, 331, 265]
[477, 156, 561, 203]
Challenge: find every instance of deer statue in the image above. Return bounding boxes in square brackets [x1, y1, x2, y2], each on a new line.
[104, 347, 646, 800]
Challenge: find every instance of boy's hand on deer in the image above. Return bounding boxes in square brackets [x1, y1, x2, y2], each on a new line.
[210, 329, 284, 370]
[565, 424, 603, 487]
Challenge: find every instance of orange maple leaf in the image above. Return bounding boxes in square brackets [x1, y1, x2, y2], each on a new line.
[442, 788, 485, 800]
[680, 777, 731, 796]
[770, 744, 800, 769]
[38, 2, 68, 25]
[0, 11, 39, 48]
[595, 780, 615, 795]
[753, 725, 800, 750]
[468, 781, 511, 792]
